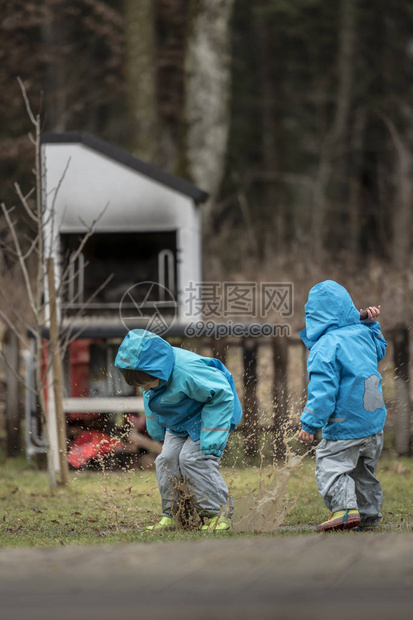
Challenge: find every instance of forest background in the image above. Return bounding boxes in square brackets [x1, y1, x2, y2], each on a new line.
[1, 0, 413, 333]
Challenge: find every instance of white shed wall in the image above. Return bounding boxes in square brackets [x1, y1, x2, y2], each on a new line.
[177, 210, 202, 322]
[42, 143, 198, 234]
[41, 141, 202, 324]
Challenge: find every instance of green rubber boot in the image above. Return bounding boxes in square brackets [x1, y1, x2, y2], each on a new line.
[316, 509, 361, 533]
[201, 515, 232, 532]
[146, 516, 177, 532]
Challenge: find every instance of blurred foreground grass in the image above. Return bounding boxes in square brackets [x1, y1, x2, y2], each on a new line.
[0, 452, 412, 548]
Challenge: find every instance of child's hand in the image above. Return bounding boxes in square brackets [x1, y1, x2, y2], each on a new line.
[360, 305, 381, 320]
[298, 429, 314, 444]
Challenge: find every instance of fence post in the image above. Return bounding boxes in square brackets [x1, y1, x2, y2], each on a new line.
[210, 337, 228, 366]
[393, 325, 411, 456]
[272, 336, 288, 461]
[242, 338, 259, 456]
[3, 329, 21, 457]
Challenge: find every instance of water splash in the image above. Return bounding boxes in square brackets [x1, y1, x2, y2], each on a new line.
[233, 447, 304, 532]
[171, 476, 203, 530]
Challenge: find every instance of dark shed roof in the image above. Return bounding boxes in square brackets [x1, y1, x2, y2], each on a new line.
[40, 131, 209, 205]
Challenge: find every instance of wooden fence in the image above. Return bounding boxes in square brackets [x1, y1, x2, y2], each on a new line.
[205, 326, 411, 459]
[1, 325, 411, 460]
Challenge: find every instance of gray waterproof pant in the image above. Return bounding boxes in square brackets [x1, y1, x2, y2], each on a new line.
[155, 431, 232, 518]
[315, 431, 384, 526]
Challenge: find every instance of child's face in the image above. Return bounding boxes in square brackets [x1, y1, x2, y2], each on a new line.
[141, 378, 160, 390]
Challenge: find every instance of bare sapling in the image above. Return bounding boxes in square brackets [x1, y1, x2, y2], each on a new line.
[0, 78, 59, 488]
[0, 79, 113, 489]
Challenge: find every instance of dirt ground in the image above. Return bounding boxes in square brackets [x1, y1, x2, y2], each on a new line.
[1, 533, 413, 620]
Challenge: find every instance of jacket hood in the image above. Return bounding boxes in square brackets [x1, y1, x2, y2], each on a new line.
[299, 280, 360, 348]
[115, 329, 175, 382]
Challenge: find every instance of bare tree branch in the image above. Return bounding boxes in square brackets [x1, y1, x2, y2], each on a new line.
[17, 77, 36, 126]
[0, 309, 29, 349]
[0, 351, 37, 397]
[0, 202, 37, 320]
[4, 80, 116, 487]
[46, 156, 72, 253]
[21, 233, 40, 261]
[56, 201, 109, 297]
[14, 183, 37, 223]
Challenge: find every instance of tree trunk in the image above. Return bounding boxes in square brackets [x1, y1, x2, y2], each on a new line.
[381, 114, 413, 321]
[255, 2, 284, 260]
[393, 143, 412, 275]
[124, 0, 159, 162]
[348, 108, 366, 262]
[312, 0, 357, 264]
[123, 0, 234, 212]
[42, 0, 68, 131]
[185, 0, 234, 224]
[393, 326, 411, 456]
[46, 257, 69, 485]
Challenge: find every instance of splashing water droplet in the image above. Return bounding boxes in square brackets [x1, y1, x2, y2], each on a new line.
[233, 442, 304, 533]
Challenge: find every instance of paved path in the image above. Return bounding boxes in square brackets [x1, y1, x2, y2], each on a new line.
[1, 533, 413, 620]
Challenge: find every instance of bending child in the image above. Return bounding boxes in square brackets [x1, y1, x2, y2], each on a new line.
[115, 329, 242, 532]
[298, 280, 387, 532]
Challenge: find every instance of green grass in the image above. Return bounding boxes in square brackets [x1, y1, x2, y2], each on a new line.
[285, 456, 413, 531]
[1, 453, 413, 547]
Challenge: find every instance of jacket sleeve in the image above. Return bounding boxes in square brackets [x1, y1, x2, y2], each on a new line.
[362, 320, 387, 361]
[300, 344, 340, 434]
[184, 365, 234, 457]
[143, 393, 165, 442]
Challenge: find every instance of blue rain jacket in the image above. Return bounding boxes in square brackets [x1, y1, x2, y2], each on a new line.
[115, 329, 242, 456]
[299, 281, 387, 440]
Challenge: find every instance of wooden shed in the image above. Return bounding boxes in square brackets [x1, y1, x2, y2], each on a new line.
[41, 131, 208, 328]
[25, 132, 209, 468]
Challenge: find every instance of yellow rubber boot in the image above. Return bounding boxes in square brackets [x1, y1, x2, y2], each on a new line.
[146, 516, 177, 532]
[316, 509, 361, 532]
[201, 515, 232, 532]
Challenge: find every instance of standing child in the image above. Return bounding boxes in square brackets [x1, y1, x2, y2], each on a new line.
[298, 280, 387, 532]
[115, 329, 242, 531]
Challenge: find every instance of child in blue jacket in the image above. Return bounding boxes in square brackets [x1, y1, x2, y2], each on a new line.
[115, 329, 242, 531]
[298, 280, 387, 532]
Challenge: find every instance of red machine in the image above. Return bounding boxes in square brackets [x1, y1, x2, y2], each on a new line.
[65, 339, 158, 469]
